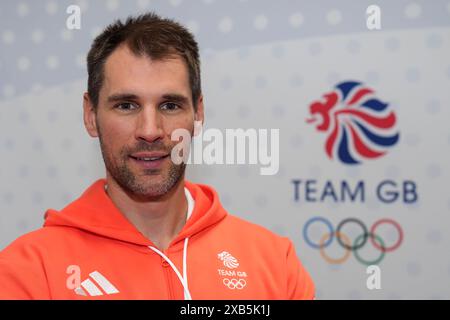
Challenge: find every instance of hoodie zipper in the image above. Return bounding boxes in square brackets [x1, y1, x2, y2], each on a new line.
[161, 257, 175, 299]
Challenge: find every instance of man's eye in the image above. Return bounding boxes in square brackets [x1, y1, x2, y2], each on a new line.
[116, 102, 138, 110]
[160, 102, 180, 111]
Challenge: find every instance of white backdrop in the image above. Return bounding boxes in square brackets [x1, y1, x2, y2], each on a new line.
[1, 0, 450, 299]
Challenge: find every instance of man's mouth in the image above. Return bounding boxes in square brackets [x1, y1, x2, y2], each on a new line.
[129, 153, 170, 170]
[130, 151, 170, 162]
[129, 155, 169, 162]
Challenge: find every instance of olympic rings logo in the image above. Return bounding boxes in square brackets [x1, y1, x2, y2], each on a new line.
[223, 278, 247, 290]
[303, 216, 404, 265]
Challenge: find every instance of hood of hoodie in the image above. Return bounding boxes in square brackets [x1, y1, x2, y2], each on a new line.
[44, 179, 227, 249]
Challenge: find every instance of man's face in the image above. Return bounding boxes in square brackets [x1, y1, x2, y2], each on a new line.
[84, 45, 203, 198]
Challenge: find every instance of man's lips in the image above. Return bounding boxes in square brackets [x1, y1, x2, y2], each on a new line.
[129, 151, 169, 161]
[129, 152, 170, 169]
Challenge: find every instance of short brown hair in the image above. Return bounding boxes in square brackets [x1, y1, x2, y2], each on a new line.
[87, 12, 201, 110]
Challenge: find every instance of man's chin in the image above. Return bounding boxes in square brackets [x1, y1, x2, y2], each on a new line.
[128, 175, 180, 198]
[110, 162, 185, 198]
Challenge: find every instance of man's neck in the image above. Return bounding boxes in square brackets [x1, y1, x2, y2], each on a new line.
[104, 176, 188, 251]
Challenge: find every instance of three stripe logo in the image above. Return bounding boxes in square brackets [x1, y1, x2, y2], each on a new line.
[75, 271, 119, 297]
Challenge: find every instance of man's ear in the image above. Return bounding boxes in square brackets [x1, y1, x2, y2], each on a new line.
[83, 92, 99, 138]
[193, 95, 204, 137]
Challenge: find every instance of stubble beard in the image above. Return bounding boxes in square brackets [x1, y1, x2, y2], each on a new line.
[97, 129, 186, 199]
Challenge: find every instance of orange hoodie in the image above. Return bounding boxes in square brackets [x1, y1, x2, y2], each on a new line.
[0, 179, 314, 300]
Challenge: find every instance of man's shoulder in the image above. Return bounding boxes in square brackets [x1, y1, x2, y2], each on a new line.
[0, 226, 66, 257]
[222, 214, 291, 245]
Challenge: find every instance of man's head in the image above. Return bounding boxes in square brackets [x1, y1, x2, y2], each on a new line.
[83, 12, 204, 198]
[87, 12, 201, 111]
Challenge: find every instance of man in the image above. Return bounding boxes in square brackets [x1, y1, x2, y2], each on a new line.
[0, 13, 314, 300]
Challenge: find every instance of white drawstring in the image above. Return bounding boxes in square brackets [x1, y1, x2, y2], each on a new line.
[148, 187, 194, 299]
[183, 236, 189, 298]
[149, 237, 192, 300]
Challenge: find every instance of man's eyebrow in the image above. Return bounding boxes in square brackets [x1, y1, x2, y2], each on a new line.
[106, 93, 190, 104]
[162, 93, 190, 104]
[107, 93, 140, 103]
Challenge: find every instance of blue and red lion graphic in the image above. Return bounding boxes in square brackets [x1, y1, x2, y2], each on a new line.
[307, 81, 400, 164]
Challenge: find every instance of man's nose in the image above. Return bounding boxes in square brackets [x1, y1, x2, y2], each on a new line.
[134, 106, 164, 143]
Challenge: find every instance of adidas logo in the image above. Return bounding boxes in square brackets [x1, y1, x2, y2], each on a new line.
[74, 271, 119, 296]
